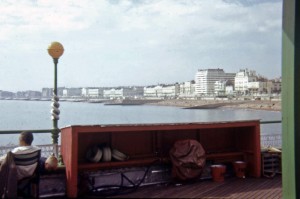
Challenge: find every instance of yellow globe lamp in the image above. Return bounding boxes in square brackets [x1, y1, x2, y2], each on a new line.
[47, 42, 64, 59]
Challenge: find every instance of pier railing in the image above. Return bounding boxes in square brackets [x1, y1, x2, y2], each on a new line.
[0, 120, 282, 156]
[259, 120, 282, 148]
[0, 129, 59, 157]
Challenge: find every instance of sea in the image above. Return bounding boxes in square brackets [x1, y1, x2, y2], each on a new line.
[0, 100, 282, 146]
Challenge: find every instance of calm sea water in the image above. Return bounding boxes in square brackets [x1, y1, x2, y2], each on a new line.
[0, 100, 281, 145]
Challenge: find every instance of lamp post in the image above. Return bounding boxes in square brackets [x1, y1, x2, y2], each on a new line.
[47, 42, 64, 145]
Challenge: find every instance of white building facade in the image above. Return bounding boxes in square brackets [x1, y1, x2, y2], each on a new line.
[62, 88, 82, 97]
[144, 86, 163, 98]
[195, 69, 235, 96]
[122, 87, 144, 98]
[214, 80, 227, 96]
[161, 84, 180, 98]
[103, 88, 123, 99]
[144, 84, 179, 98]
[82, 87, 104, 98]
[234, 69, 257, 95]
[179, 81, 196, 98]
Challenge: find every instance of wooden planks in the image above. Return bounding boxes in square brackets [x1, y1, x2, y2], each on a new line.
[107, 175, 282, 198]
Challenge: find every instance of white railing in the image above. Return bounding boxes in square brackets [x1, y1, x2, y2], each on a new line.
[260, 134, 282, 148]
[0, 144, 61, 157]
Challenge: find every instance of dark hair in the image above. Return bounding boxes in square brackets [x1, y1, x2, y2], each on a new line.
[19, 131, 34, 145]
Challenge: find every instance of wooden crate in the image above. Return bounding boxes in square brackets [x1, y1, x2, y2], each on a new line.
[261, 152, 281, 178]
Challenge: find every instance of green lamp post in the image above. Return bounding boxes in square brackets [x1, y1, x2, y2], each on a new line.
[47, 41, 64, 144]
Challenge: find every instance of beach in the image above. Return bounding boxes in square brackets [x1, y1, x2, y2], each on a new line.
[147, 99, 281, 111]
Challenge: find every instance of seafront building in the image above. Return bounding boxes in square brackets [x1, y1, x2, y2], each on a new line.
[179, 81, 196, 98]
[0, 90, 14, 99]
[195, 69, 235, 96]
[214, 80, 234, 96]
[160, 84, 180, 98]
[234, 69, 257, 95]
[103, 88, 123, 99]
[2, 68, 281, 100]
[234, 69, 278, 96]
[62, 88, 82, 98]
[20, 90, 42, 99]
[143, 84, 180, 99]
[42, 87, 64, 98]
[0, 90, 42, 99]
[121, 86, 144, 99]
[81, 87, 104, 98]
[103, 86, 143, 99]
[247, 81, 273, 96]
[42, 88, 53, 98]
[143, 85, 162, 98]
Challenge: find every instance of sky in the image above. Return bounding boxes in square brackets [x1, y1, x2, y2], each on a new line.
[0, 0, 282, 92]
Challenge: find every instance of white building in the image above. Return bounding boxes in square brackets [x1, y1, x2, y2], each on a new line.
[103, 88, 123, 99]
[234, 69, 257, 95]
[225, 85, 234, 95]
[62, 88, 82, 97]
[103, 87, 144, 99]
[122, 87, 144, 98]
[144, 84, 179, 98]
[247, 82, 264, 95]
[214, 80, 227, 96]
[195, 69, 235, 95]
[144, 86, 163, 98]
[248, 81, 274, 95]
[179, 81, 196, 98]
[81, 87, 104, 98]
[214, 80, 235, 96]
[161, 84, 180, 98]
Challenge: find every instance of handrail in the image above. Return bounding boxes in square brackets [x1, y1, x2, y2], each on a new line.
[0, 120, 282, 134]
[260, 120, 282, 124]
[0, 129, 53, 134]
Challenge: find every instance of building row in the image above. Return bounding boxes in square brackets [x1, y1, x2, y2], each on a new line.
[195, 68, 281, 97]
[0, 90, 42, 99]
[0, 68, 281, 100]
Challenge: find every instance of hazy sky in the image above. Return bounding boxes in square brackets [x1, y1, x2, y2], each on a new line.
[0, 0, 282, 92]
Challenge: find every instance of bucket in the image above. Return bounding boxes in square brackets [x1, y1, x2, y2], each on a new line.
[210, 165, 226, 182]
[233, 161, 247, 178]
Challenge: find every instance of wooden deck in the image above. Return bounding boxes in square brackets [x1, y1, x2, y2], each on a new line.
[101, 175, 282, 198]
[40, 169, 282, 198]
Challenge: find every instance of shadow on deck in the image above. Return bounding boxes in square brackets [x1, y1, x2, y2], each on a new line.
[80, 175, 282, 198]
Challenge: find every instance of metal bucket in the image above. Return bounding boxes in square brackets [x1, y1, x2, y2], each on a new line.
[233, 161, 247, 178]
[210, 165, 226, 182]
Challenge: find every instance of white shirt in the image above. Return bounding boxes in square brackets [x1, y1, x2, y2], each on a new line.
[0, 145, 40, 180]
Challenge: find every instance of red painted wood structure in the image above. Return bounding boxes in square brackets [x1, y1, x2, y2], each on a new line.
[60, 120, 261, 198]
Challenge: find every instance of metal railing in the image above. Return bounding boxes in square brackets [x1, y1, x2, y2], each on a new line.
[259, 120, 282, 148]
[0, 120, 282, 156]
[260, 120, 282, 124]
[0, 144, 61, 158]
[261, 134, 282, 148]
[0, 129, 53, 134]
[0, 129, 59, 157]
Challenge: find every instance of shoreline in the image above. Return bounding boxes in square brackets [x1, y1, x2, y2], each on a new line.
[146, 99, 281, 112]
[0, 98, 282, 112]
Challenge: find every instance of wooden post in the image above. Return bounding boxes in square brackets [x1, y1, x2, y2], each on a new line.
[282, 0, 300, 198]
